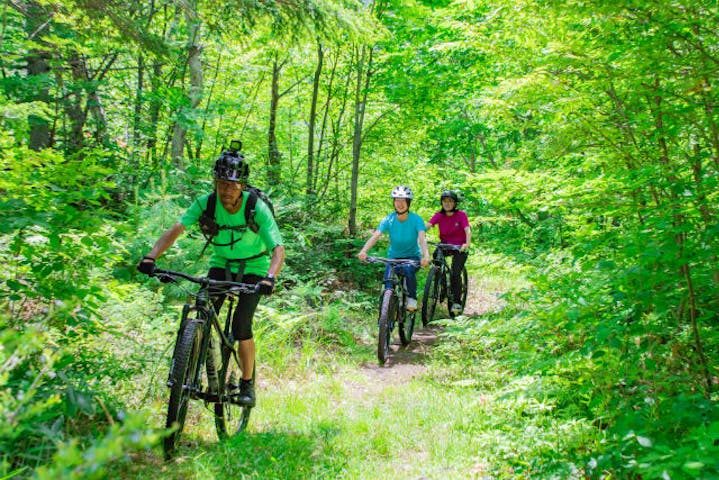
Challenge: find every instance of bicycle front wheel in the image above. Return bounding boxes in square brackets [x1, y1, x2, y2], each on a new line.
[215, 347, 252, 438]
[421, 267, 440, 327]
[164, 319, 203, 457]
[378, 289, 395, 365]
[398, 294, 414, 346]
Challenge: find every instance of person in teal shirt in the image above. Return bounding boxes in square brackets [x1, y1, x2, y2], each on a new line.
[138, 149, 285, 407]
[358, 185, 430, 311]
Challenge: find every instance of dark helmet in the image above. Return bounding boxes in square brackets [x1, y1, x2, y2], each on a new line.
[440, 190, 461, 203]
[214, 151, 249, 182]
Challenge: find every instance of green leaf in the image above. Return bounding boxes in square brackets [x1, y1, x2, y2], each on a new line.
[6, 279, 24, 292]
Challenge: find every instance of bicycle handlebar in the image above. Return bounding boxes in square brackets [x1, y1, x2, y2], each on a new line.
[365, 256, 421, 268]
[428, 242, 463, 251]
[151, 268, 257, 294]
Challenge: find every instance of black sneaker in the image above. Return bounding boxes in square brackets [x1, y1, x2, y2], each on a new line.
[238, 379, 256, 407]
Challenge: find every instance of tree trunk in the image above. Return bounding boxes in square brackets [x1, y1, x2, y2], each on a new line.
[477, 132, 496, 169]
[315, 51, 338, 194]
[133, 54, 145, 149]
[61, 52, 114, 153]
[171, 2, 203, 165]
[268, 55, 282, 185]
[146, 61, 164, 162]
[25, 2, 51, 151]
[195, 49, 223, 161]
[87, 54, 116, 145]
[348, 44, 373, 236]
[145, 0, 173, 165]
[306, 41, 324, 198]
[65, 53, 88, 153]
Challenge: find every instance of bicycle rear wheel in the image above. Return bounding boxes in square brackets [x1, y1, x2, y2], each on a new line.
[215, 346, 252, 438]
[460, 267, 468, 308]
[378, 289, 395, 365]
[164, 319, 203, 457]
[421, 267, 440, 327]
[448, 267, 469, 318]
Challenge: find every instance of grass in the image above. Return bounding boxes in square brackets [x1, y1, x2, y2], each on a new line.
[112, 361, 597, 479]
[102, 250, 602, 479]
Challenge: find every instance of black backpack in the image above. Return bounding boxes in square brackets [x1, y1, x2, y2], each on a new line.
[198, 185, 275, 252]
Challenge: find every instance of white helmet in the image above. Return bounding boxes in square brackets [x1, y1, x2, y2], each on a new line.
[391, 185, 414, 200]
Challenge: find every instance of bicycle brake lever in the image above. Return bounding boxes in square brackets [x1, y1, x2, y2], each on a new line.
[157, 273, 177, 284]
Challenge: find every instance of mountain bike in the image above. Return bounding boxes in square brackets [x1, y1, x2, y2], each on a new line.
[421, 242, 468, 326]
[150, 267, 258, 458]
[365, 257, 420, 365]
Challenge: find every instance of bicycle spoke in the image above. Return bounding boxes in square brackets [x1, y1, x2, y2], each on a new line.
[215, 346, 252, 438]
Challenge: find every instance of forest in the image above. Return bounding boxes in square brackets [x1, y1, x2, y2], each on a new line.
[1, 0, 718, 478]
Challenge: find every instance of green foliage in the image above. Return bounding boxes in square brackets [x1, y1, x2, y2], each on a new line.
[434, 248, 719, 478]
[590, 396, 719, 479]
[282, 221, 374, 288]
[0, 137, 167, 476]
[2, 0, 719, 477]
[257, 285, 376, 374]
[33, 413, 159, 480]
[0, 143, 119, 316]
[0, 323, 61, 473]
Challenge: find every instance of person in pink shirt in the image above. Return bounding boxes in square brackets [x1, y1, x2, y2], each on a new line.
[426, 190, 472, 315]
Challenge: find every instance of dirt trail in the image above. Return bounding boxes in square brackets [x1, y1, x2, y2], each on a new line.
[356, 276, 502, 388]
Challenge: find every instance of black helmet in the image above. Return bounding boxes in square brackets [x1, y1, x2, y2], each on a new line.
[440, 190, 460, 203]
[214, 151, 249, 182]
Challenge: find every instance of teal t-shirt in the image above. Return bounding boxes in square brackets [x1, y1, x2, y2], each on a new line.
[378, 212, 426, 259]
[179, 191, 283, 275]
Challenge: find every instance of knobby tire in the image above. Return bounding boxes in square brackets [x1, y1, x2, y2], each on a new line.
[421, 267, 440, 326]
[164, 319, 203, 457]
[378, 288, 394, 365]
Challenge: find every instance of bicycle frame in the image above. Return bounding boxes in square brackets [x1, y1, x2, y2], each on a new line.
[151, 268, 256, 457]
[164, 273, 247, 401]
[431, 243, 457, 299]
[384, 264, 408, 315]
[371, 257, 416, 315]
[422, 242, 467, 325]
[366, 257, 420, 364]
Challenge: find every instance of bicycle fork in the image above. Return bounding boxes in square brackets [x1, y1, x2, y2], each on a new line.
[166, 304, 214, 401]
[381, 288, 404, 331]
[379, 279, 409, 330]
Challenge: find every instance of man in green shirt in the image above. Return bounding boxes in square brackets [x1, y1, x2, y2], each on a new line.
[138, 150, 285, 407]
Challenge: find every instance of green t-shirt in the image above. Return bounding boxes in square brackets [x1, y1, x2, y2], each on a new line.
[179, 191, 283, 275]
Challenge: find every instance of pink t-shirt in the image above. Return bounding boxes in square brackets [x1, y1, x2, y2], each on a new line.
[429, 210, 469, 245]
